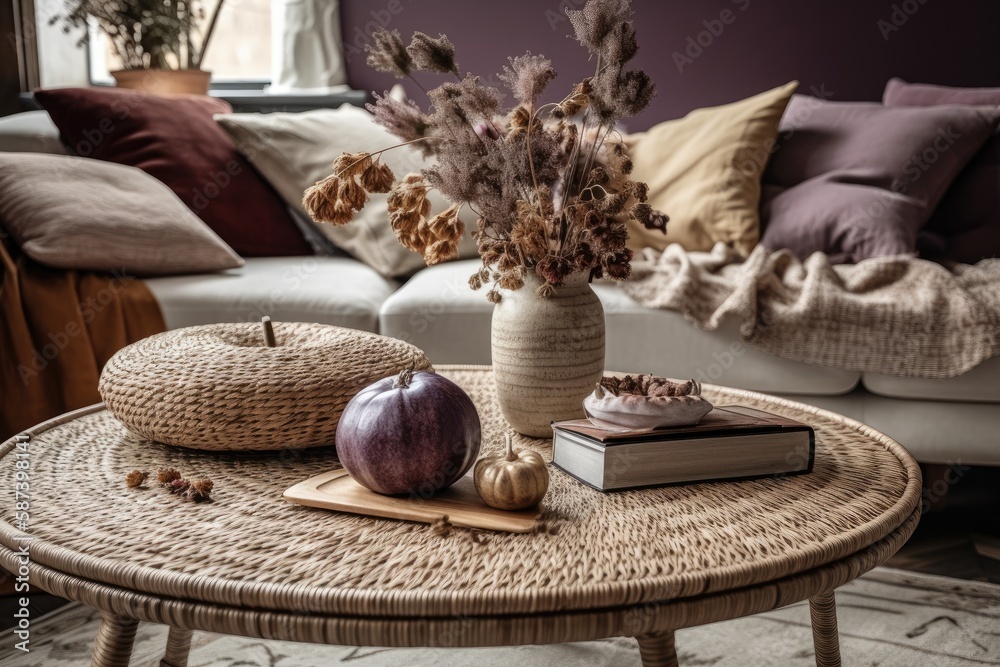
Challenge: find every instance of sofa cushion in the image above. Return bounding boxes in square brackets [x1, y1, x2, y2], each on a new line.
[145, 257, 398, 333]
[761, 95, 999, 262]
[33, 87, 312, 258]
[783, 390, 1000, 465]
[883, 78, 1000, 263]
[379, 260, 860, 395]
[215, 105, 478, 277]
[379, 261, 494, 363]
[0, 111, 66, 154]
[0, 153, 243, 276]
[862, 356, 1000, 403]
[626, 81, 797, 256]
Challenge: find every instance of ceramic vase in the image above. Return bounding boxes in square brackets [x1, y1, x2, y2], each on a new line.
[491, 271, 605, 437]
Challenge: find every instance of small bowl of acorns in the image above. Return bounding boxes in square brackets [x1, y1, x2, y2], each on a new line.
[583, 374, 713, 429]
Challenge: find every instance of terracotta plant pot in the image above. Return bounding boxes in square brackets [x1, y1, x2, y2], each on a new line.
[491, 271, 605, 437]
[111, 69, 212, 96]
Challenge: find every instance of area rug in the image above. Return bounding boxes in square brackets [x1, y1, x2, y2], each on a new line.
[2, 568, 999, 666]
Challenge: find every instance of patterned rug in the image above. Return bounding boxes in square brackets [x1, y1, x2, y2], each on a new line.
[2, 568, 999, 666]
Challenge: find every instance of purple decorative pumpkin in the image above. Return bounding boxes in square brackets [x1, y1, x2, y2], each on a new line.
[335, 370, 482, 496]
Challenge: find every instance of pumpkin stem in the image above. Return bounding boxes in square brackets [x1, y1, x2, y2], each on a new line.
[505, 432, 517, 461]
[594, 382, 605, 399]
[393, 368, 414, 389]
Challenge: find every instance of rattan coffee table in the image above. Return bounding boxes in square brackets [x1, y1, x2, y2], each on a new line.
[0, 365, 921, 667]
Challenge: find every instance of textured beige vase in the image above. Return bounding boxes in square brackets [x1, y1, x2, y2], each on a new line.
[491, 271, 606, 437]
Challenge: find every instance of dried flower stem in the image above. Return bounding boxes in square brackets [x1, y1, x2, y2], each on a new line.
[582, 125, 613, 192]
[524, 102, 545, 217]
[334, 138, 445, 178]
[525, 100, 565, 245]
[563, 53, 603, 209]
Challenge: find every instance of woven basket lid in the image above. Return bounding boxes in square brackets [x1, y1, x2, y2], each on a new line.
[99, 322, 433, 451]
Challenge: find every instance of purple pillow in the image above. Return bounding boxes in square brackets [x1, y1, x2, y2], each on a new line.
[884, 78, 1000, 263]
[760, 95, 999, 262]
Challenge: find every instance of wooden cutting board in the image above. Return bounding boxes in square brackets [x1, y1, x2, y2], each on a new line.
[283, 469, 541, 533]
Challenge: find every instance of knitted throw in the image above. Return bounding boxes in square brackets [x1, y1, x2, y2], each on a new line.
[622, 243, 1000, 378]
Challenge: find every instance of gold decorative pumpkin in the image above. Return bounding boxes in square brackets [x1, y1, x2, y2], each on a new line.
[474, 433, 549, 510]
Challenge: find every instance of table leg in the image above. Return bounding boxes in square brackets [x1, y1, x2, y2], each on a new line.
[160, 626, 193, 667]
[809, 591, 842, 667]
[90, 613, 138, 667]
[636, 630, 679, 667]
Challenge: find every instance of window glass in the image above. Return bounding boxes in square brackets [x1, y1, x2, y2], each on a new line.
[88, 0, 272, 84]
[200, 0, 272, 81]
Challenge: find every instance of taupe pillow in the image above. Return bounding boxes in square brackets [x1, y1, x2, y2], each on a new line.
[216, 105, 478, 278]
[0, 153, 243, 275]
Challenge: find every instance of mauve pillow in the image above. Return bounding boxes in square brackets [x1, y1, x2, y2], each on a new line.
[884, 78, 1000, 263]
[33, 87, 311, 257]
[760, 95, 999, 262]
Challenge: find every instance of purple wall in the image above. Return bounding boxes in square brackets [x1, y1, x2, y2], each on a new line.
[341, 0, 1000, 132]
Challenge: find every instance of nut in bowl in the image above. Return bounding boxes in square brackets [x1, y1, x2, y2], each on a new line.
[583, 375, 713, 429]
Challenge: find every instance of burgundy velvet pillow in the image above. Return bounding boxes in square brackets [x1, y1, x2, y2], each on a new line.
[883, 78, 1000, 263]
[760, 95, 999, 262]
[34, 87, 311, 257]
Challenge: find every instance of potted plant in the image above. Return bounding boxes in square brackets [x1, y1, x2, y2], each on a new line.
[303, 0, 667, 436]
[52, 0, 225, 96]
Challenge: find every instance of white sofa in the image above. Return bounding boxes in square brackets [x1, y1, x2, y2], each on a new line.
[4, 110, 998, 466]
[141, 256, 1000, 466]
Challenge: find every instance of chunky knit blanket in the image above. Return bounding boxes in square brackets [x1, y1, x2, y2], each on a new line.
[622, 243, 1000, 378]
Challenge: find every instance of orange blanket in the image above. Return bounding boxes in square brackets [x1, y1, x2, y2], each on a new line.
[0, 240, 165, 440]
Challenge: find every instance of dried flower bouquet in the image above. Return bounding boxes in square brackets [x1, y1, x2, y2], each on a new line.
[304, 0, 667, 300]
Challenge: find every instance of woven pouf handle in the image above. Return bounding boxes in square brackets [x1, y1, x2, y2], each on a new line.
[261, 316, 277, 348]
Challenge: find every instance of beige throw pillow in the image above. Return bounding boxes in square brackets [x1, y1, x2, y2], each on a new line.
[626, 81, 798, 255]
[217, 105, 478, 278]
[0, 153, 243, 275]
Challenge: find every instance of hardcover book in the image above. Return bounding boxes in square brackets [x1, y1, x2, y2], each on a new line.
[551, 405, 814, 491]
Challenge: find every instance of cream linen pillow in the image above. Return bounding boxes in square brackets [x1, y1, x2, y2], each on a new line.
[626, 81, 798, 255]
[0, 153, 243, 275]
[217, 105, 478, 278]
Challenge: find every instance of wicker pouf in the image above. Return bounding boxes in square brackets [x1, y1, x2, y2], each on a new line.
[98, 322, 433, 451]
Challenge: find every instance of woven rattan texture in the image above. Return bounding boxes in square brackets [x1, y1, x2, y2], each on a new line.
[98, 322, 433, 451]
[0, 367, 921, 618]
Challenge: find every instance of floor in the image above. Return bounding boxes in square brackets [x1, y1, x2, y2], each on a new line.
[885, 464, 1000, 584]
[2, 464, 998, 632]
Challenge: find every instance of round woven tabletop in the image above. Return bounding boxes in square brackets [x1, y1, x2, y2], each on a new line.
[0, 365, 921, 619]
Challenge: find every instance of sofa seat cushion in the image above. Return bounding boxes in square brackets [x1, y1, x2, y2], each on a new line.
[781, 390, 1000, 465]
[145, 257, 398, 333]
[862, 357, 1000, 403]
[379, 260, 494, 364]
[379, 260, 860, 396]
